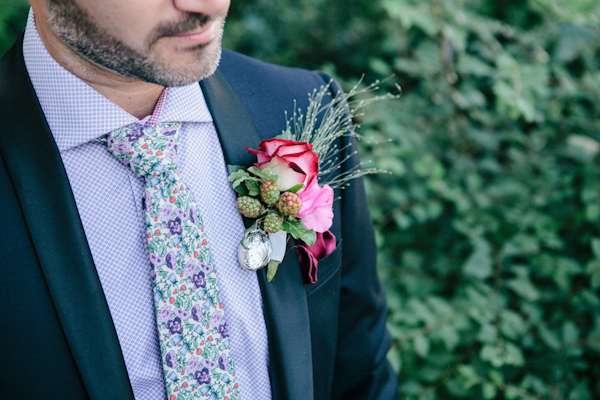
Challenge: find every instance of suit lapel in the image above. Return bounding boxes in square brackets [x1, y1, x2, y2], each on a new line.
[0, 37, 134, 400]
[201, 71, 315, 400]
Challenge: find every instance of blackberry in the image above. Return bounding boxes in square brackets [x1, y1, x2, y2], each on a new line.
[263, 213, 283, 233]
[260, 180, 280, 205]
[237, 196, 262, 218]
[276, 192, 302, 217]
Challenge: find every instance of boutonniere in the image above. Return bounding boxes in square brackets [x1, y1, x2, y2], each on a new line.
[228, 79, 399, 283]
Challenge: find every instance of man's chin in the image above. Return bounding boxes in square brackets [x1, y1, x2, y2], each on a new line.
[138, 44, 222, 87]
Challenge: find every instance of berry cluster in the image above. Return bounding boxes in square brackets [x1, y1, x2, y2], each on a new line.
[235, 180, 303, 234]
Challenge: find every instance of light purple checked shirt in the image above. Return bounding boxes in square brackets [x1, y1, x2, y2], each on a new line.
[23, 10, 272, 400]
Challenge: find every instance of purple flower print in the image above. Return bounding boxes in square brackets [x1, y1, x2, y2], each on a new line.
[165, 149, 177, 163]
[175, 207, 189, 221]
[165, 137, 176, 149]
[148, 252, 164, 266]
[189, 206, 198, 225]
[184, 261, 197, 277]
[165, 252, 177, 270]
[199, 262, 212, 274]
[107, 137, 115, 147]
[162, 127, 178, 136]
[165, 350, 177, 368]
[174, 307, 190, 320]
[192, 272, 206, 289]
[185, 357, 200, 374]
[210, 312, 222, 327]
[128, 128, 145, 142]
[167, 217, 183, 236]
[218, 324, 229, 339]
[143, 190, 152, 212]
[166, 317, 184, 335]
[114, 142, 132, 154]
[194, 368, 211, 385]
[157, 306, 171, 323]
[158, 205, 172, 221]
[191, 304, 202, 322]
[150, 268, 157, 281]
[202, 358, 217, 370]
[218, 354, 229, 371]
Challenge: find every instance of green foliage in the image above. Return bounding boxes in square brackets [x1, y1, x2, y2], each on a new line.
[0, 0, 29, 57]
[2, 1, 600, 398]
[225, 1, 600, 399]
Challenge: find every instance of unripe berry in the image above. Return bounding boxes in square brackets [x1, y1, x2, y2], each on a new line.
[263, 213, 283, 233]
[276, 192, 302, 217]
[237, 196, 262, 218]
[260, 180, 280, 205]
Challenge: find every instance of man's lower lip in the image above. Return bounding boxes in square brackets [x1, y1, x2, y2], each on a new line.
[170, 22, 215, 44]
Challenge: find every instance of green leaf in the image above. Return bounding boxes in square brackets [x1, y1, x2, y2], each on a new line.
[282, 219, 316, 246]
[266, 260, 280, 282]
[246, 180, 261, 196]
[248, 166, 278, 182]
[228, 169, 254, 196]
[482, 383, 497, 399]
[227, 165, 244, 175]
[287, 183, 304, 193]
[413, 335, 430, 357]
[592, 238, 600, 258]
[463, 239, 492, 279]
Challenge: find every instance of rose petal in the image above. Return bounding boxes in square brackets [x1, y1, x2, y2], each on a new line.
[284, 151, 319, 189]
[246, 147, 272, 164]
[297, 180, 334, 233]
[308, 230, 336, 260]
[258, 156, 306, 191]
[296, 245, 318, 284]
[261, 138, 298, 156]
[273, 143, 313, 157]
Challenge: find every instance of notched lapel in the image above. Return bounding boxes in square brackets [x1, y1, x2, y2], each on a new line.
[0, 37, 133, 400]
[201, 70, 315, 400]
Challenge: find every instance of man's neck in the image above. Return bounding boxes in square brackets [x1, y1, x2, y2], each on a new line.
[34, 12, 163, 120]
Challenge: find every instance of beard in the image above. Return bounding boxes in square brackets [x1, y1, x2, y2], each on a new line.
[46, 0, 226, 86]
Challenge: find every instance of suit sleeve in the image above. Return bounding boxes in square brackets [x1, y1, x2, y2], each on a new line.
[318, 74, 401, 400]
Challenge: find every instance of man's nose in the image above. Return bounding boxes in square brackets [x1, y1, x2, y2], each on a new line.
[172, 0, 231, 16]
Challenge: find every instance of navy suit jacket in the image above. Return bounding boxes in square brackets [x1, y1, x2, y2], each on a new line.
[0, 35, 398, 400]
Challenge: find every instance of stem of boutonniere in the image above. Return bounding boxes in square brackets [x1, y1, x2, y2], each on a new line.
[267, 230, 287, 282]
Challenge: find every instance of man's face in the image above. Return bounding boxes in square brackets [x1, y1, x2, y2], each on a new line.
[44, 0, 230, 86]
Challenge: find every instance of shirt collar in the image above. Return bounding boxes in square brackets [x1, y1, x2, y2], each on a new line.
[22, 9, 212, 152]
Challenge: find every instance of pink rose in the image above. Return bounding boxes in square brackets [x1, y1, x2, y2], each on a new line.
[246, 139, 319, 191]
[296, 230, 337, 284]
[297, 179, 334, 233]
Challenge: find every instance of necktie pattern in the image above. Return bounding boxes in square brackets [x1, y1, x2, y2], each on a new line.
[107, 122, 240, 400]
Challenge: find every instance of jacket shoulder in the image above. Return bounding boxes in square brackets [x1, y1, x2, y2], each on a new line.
[218, 49, 331, 139]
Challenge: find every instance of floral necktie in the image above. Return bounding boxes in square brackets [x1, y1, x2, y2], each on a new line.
[107, 122, 240, 400]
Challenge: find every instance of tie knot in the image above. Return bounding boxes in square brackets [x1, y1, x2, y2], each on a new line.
[107, 122, 181, 176]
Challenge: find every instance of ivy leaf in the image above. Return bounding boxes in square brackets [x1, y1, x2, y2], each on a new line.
[228, 168, 251, 187]
[287, 183, 304, 193]
[246, 180, 261, 196]
[227, 165, 244, 174]
[229, 168, 261, 196]
[282, 219, 316, 246]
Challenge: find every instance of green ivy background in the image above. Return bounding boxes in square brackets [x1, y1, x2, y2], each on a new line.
[2, 1, 600, 399]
